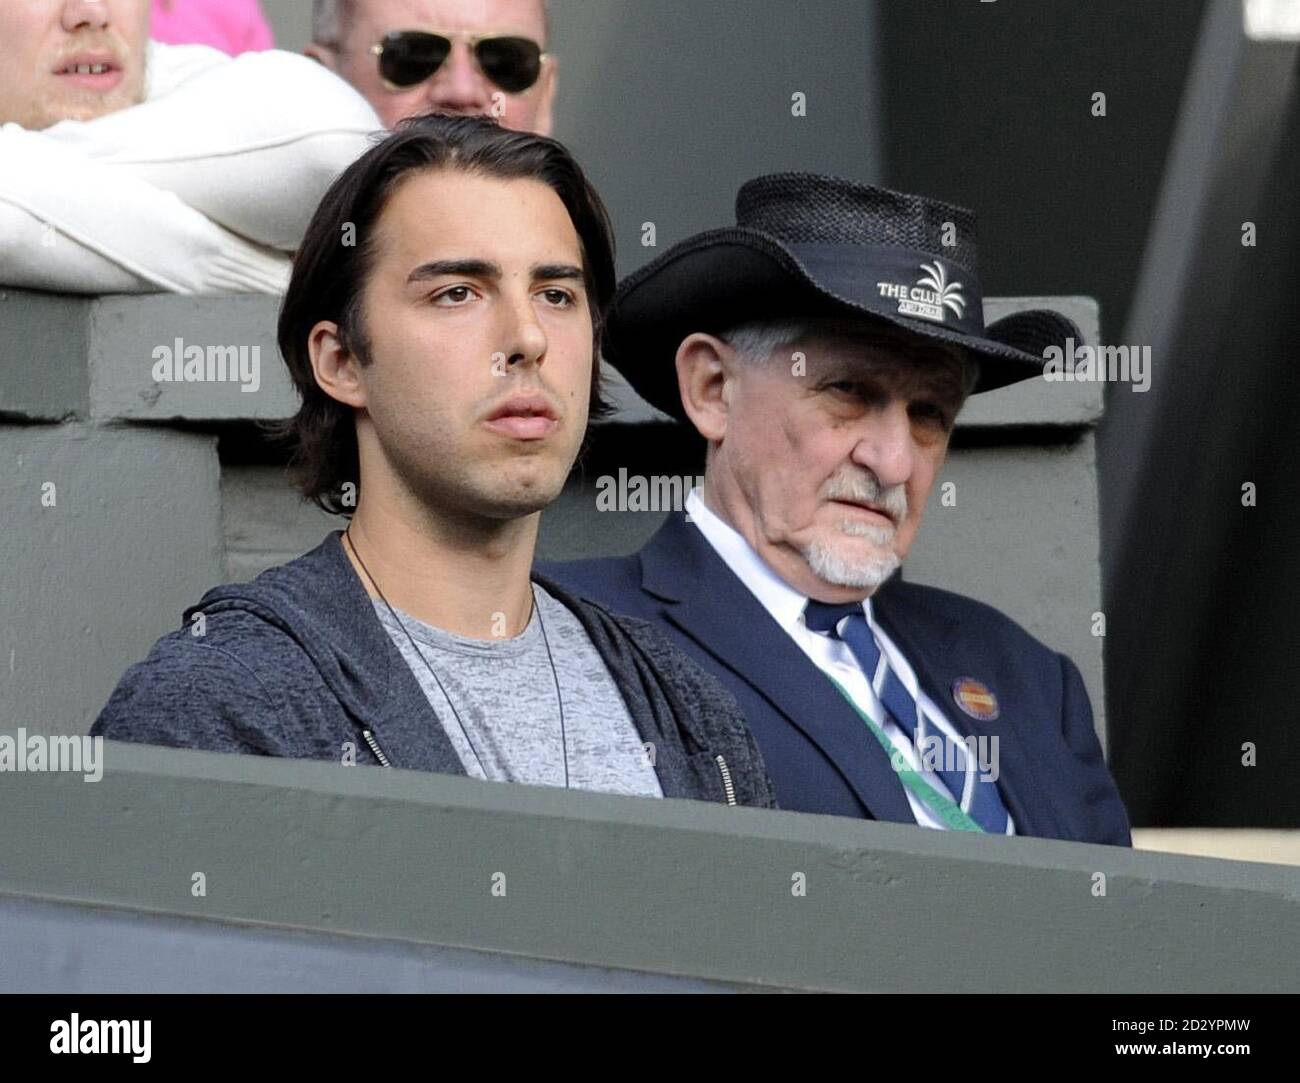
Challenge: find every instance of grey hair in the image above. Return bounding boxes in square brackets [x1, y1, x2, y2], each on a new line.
[717, 317, 980, 396]
[718, 320, 818, 366]
[314, 0, 551, 47]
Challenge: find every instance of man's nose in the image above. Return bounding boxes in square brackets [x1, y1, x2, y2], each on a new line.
[61, 0, 111, 32]
[848, 401, 914, 488]
[422, 42, 491, 113]
[498, 288, 548, 373]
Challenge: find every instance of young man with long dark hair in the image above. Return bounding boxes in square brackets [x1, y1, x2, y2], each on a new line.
[93, 114, 775, 809]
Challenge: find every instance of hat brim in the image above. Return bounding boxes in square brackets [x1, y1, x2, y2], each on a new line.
[603, 228, 1079, 422]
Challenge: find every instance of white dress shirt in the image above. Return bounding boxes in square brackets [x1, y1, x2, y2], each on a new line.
[685, 489, 1015, 834]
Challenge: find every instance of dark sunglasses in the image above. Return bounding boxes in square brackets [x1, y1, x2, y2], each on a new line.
[370, 30, 546, 94]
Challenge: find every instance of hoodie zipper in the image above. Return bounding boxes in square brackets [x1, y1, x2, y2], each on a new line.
[362, 729, 392, 768]
[714, 753, 738, 806]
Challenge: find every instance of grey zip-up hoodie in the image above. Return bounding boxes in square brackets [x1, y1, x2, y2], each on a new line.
[91, 532, 777, 809]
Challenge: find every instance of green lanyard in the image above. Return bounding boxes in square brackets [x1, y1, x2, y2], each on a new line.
[822, 673, 986, 833]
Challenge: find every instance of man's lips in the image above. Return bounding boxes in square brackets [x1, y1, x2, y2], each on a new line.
[53, 53, 124, 92]
[830, 498, 897, 526]
[482, 394, 559, 440]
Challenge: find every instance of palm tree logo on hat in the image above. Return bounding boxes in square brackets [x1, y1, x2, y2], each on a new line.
[918, 261, 966, 319]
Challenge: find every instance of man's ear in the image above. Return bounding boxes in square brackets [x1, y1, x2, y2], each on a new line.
[675, 332, 732, 443]
[533, 54, 557, 136]
[304, 43, 339, 72]
[308, 321, 367, 409]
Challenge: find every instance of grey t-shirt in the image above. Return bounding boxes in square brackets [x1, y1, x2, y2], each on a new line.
[373, 586, 664, 798]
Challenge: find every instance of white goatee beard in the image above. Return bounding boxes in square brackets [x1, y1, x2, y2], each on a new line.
[802, 520, 901, 590]
[801, 466, 908, 589]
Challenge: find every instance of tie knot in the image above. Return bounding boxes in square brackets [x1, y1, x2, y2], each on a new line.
[803, 600, 863, 636]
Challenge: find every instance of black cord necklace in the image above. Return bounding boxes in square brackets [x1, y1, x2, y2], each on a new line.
[343, 527, 570, 788]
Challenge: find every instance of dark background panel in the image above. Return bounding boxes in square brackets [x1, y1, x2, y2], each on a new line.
[879, 0, 1205, 337]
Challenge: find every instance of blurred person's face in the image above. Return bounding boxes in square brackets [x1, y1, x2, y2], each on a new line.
[0, 0, 150, 129]
[309, 0, 555, 133]
[310, 169, 594, 524]
[678, 327, 970, 603]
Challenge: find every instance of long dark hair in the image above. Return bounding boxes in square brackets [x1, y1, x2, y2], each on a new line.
[274, 113, 617, 515]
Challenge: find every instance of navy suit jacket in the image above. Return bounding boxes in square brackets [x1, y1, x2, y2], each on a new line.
[543, 513, 1132, 846]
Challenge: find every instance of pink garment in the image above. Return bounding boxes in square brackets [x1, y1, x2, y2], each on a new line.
[150, 0, 275, 56]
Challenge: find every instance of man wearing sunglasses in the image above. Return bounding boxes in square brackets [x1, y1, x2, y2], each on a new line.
[307, 0, 555, 132]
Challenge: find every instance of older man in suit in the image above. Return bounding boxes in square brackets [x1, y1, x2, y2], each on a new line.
[546, 173, 1132, 845]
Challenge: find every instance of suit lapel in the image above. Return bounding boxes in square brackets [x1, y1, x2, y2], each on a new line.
[871, 580, 1070, 840]
[639, 516, 914, 824]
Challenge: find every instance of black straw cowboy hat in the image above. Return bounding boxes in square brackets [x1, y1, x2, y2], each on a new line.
[603, 172, 1081, 422]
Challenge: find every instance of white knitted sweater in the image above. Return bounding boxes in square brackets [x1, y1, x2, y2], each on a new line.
[0, 42, 381, 294]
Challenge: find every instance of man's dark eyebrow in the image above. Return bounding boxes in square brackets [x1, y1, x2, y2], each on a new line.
[405, 260, 585, 285]
[407, 259, 500, 284]
[533, 263, 584, 283]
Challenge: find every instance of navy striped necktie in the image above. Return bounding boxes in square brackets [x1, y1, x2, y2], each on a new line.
[804, 600, 1010, 834]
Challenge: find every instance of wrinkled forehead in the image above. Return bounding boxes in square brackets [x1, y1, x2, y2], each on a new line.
[347, 0, 547, 41]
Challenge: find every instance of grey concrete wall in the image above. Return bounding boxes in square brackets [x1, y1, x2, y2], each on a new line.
[0, 895, 742, 993]
[1, 741, 1295, 992]
[0, 423, 225, 736]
